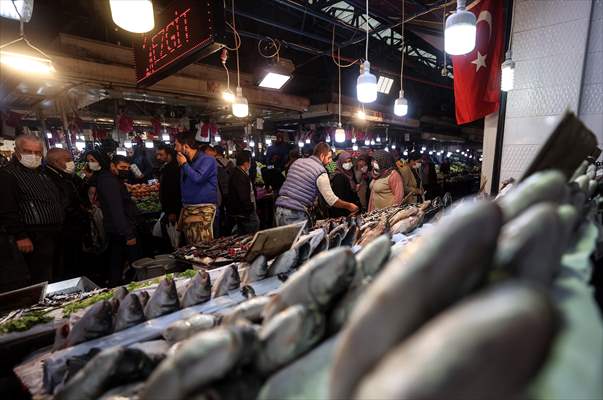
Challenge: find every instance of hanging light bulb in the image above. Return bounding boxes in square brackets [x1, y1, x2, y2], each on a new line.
[335, 124, 346, 143]
[162, 133, 170, 141]
[403, 150, 408, 156]
[501, 50, 516, 92]
[145, 141, 154, 149]
[391, 143, 396, 149]
[444, 0, 476, 55]
[351, 136, 356, 144]
[356, 109, 367, 120]
[232, 86, 249, 118]
[75, 141, 86, 151]
[421, 146, 426, 151]
[331, 145, 336, 153]
[265, 138, 272, 146]
[394, 0, 410, 117]
[305, 138, 311, 144]
[370, 139, 376, 146]
[249, 139, 255, 147]
[298, 140, 304, 148]
[214, 133, 221, 143]
[352, 143, 359, 151]
[124, 140, 132, 149]
[109, 0, 154, 33]
[394, 91, 409, 116]
[326, 135, 331, 143]
[222, 88, 235, 102]
[384, 146, 389, 152]
[356, 0, 377, 103]
[376, 136, 381, 143]
[252, 151, 256, 157]
[46, 132, 52, 139]
[364, 138, 370, 146]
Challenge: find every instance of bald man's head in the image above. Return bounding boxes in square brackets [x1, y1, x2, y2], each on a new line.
[47, 148, 73, 172]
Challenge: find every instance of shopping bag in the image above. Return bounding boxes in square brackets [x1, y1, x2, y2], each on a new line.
[166, 222, 180, 248]
[152, 213, 164, 237]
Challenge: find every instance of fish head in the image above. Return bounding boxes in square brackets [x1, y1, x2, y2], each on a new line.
[124, 293, 144, 315]
[197, 270, 212, 289]
[308, 248, 356, 308]
[87, 300, 114, 335]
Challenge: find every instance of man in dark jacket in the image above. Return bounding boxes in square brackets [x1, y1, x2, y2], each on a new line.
[228, 151, 259, 235]
[0, 135, 64, 290]
[96, 155, 141, 286]
[45, 148, 88, 280]
[156, 144, 182, 223]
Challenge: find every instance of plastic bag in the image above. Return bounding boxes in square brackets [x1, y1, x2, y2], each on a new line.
[166, 223, 180, 248]
[152, 213, 164, 237]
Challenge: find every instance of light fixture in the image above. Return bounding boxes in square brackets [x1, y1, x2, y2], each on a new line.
[214, 133, 221, 143]
[222, 89, 235, 102]
[445, 0, 476, 55]
[232, 86, 249, 118]
[252, 151, 256, 157]
[403, 151, 408, 156]
[54, 143, 63, 149]
[456, 149, 460, 152]
[109, 0, 155, 33]
[356, 109, 367, 120]
[0, 0, 33, 22]
[326, 134, 331, 143]
[266, 138, 272, 146]
[421, 146, 426, 151]
[351, 136, 356, 144]
[429, 150, 433, 155]
[162, 133, 170, 141]
[384, 146, 389, 152]
[298, 140, 304, 148]
[501, 50, 515, 92]
[352, 143, 358, 151]
[305, 138, 310, 144]
[116, 149, 127, 156]
[420, 149, 424, 154]
[220, 49, 235, 102]
[0, 51, 55, 75]
[335, 125, 345, 143]
[376, 136, 381, 143]
[331, 145, 336, 153]
[394, 0, 409, 117]
[75, 141, 86, 151]
[145, 141, 154, 149]
[364, 138, 370, 146]
[356, 0, 378, 103]
[370, 139, 376, 146]
[124, 140, 132, 149]
[258, 72, 291, 89]
[46, 132, 52, 139]
[394, 91, 408, 117]
[249, 139, 255, 147]
[391, 143, 396, 149]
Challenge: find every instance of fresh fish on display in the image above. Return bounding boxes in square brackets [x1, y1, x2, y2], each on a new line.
[328, 224, 348, 248]
[162, 314, 221, 344]
[221, 296, 271, 325]
[497, 170, 567, 222]
[137, 291, 150, 308]
[112, 286, 129, 302]
[311, 233, 329, 257]
[240, 255, 268, 284]
[570, 160, 589, 181]
[54, 347, 156, 400]
[306, 228, 326, 254]
[144, 278, 180, 320]
[354, 283, 558, 400]
[330, 201, 503, 400]
[114, 293, 146, 332]
[340, 219, 358, 247]
[129, 340, 171, 364]
[352, 235, 391, 287]
[495, 203, 564, 286]
[45, 349, 101, 394]
[267, 248, 300, 277]
[255, 304, 326, 375]
[292, 235, 313, 265]
[262, 247, 356, 321]
[180, 270, 212, 308]
[387, 206, 418, 227]
[212, 264, 241, 298]
[140, 323, 259, 400]
[356, 215, 388, 247]
[557, 204, 579, 248]
[187, 372, 264, 400]
[64, 300, 114, 347]
[391, 211, 424, 235]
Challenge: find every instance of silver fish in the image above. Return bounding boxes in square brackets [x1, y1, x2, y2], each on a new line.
[162, 314, 221, 344]
[212, 264, 241, 298]
[354, 283, 558, 400]
[180, 270, 212, 308]
[241, 255, 268, 284]
[140, 323, 258, 400]
[340, 221, 358, 247]
[328, 224, 348, 248]
[255, 304, 325, 375]
[112, 286, 129, 302]
[137, 291, 150, 308]
[328, 281, 366, 333]
[144, 278, 180, 320]
[114, 293, 146, 332]
[55, 347, 155, 400]
[293, 236, 313, 265]
[129, 340, 171, 365]
[221, 296, 271, 325]
[241, 285, 256, 299]
[387, 206, 418, 227]
[65, 300, 114, 347]
[357, 216, 388, 247]
[391, 211, 424, 235]
[352, 234, 391, 288]
[267, 248, 300, 277]
[262, 247, 356, 321]
[330, 201, 502, 400]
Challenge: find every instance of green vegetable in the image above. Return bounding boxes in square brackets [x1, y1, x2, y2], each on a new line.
[126, 279, 156, 292]
[176, 269, 197, 279]
[62, 291, 114, 317]
[0, 310, 53, 334]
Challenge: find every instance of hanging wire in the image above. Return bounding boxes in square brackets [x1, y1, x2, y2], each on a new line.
[365, 0, 369, 61]
[338, 47, 342, 125]
[400, 0, 405, 91]
[257, 37, 281, 61]
[0, 0, 52, 60]
[331, 27, 359, 68]
[222, 61, 230, 90]
[223, 0, 241, 52]
[231, 0, 241, 88]
[441, 3, 447, 74]
[507, 0, 516, 50]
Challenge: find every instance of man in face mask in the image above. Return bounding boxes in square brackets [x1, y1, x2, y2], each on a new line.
[95, 154, 141, 286]
[45, 148, 88, 280]
[0, 135, 64, 291]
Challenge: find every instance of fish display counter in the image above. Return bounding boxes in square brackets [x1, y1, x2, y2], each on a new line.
[8, 161, 603, 399]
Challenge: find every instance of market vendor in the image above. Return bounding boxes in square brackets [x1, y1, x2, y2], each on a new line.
[175, 132, 218, 244]
[96, 155, 141, 286]
[275, 142, 358, 229]
[156, 144, 182, 225]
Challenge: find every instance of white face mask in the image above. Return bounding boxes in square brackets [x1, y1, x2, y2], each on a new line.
[414, 162, 422, 168]
[360, 166, 368, 173]
[342, 162, 353, 171]
[19, 154, 42, 169]
[372, 161, 379, 171]
[88, 161, 101, 171]
[64, 161, 76, 174]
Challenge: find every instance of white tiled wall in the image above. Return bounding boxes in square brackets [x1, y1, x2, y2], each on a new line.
[500, 0, 595, 183]
[579, 0, 603, 143]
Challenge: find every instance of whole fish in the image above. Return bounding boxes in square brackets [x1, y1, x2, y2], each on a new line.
[255, 304, 326, 375]
[212, 264, 241, 298]
[112, 286, 129, 302]
[162, 314, 221, 344]
[65, 300, 114, 347]
[330, 201, 502, 400]
[46, 349, 101, 394]
[352, 234, 391, 288]
[357, 215, 388, 247]
[328, 224, 348, 247]
[328, 280, 367, 333]
[188, 372, 263, 400]
[267, 248, 300, 277]
[354, 283, 558, 400]
[114, 293, 146, 332]
[55, 347, 155, 400]
[180, 270, 212, 308]
[388, 206, 418, 227]
[144, 278, 180, 320]
[221, 296, 271, 325]
[240, 255, 268, 284]
[557, 204, 578, 249]
[140, 323, 259, 400]
[293, 236, 313, 265]
[304, 229, 326, 256]
[497, 170, 567, 222]
[495, 203, 563, 286]
[137, 291, 150, 308]
[129, 340, 171, 364]
[391, 211, 424, 235]
[262, 247, 356, 321]
[340, 220, 358, 247]
[311, 233, 329, 257]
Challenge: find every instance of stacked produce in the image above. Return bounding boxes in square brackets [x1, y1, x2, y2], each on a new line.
[126, 183, 161, 213]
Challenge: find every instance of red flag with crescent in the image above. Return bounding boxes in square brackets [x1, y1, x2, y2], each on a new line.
[451, 0, 505, 124]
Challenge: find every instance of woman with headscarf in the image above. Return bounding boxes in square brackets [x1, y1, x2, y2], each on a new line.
[330, 151, 360, 217]
[368, 150, 404, 211]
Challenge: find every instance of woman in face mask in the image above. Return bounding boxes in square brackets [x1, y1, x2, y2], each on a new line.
[83, 150, 110, 185]
[329, 151, 361, 217]
[398, 151, 424, 204]
[353, 155, 370, 211]
[368, 150, 404, 211]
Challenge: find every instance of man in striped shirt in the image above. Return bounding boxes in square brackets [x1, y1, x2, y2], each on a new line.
[0, 134, 64, 291]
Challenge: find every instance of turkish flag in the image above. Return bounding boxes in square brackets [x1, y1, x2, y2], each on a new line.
[451, 0, 505, 125]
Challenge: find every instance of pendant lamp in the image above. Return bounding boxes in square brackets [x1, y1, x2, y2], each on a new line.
[445, 0, 476, 55]
[356, 0, 377, 103]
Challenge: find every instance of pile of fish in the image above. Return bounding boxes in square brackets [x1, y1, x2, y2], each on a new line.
[173, 235, 255, 267]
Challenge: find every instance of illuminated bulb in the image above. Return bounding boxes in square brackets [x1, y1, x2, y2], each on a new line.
[214, 134, 221, 143]
[75, 141, 85, 151]
[124, 140, 132, 149]
[376, 136, 381, 143]
[249, 139, 255, 147]
[364, 138, 370, 146]
[447, 152, 452, 157]
[331, 146, 336, 153]
[445, 0, 477, 55]
[385, 146, 389, 152]
[109, 0, 154, 33]
[351, 137, 356, 144]
[391, 144, 396, 149]
[116, 149, 127, 156]
[356, 61, 377, 103]
[298, 140, 304, 148]
[352, 143, 358, 151]
[356, 110, 366, 120]
[403, 150, 408, 156]
[326, 135, 331, 143]
[429, 151, 433, 155]
[305, 138, 311, 144]
[394, 90, 409, 116]
[145, 141, 154, 149]
[265, 138, 272, 146]
[456, 149, 460, 153]
[501, 51, 515, 92]
[162, 134, 170, 141]
[370, 139, 376, 146]
[420, 149, 424, 154]
[232, 86, 249, 118]
[0, 51, 55, 75]
[0, 0, 34, 22]
[421, 146, 426, 151]
[54, 143, 63, 149]
[335, 124, 346, 143]
[252, 151, 256, 157]
[46, 132, 52, 138]
[222, 88, 235, 102]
